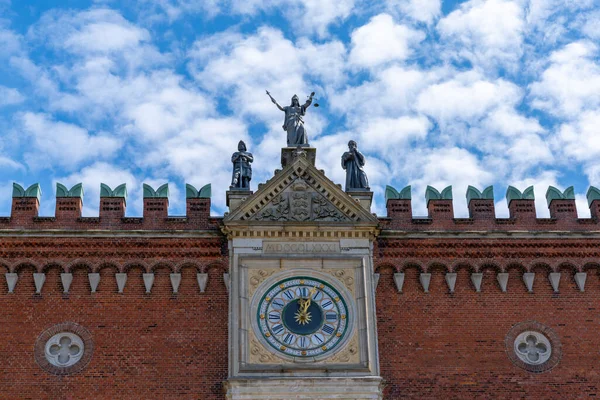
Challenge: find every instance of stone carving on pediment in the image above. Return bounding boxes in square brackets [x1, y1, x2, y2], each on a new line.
[253, 179, 350, 222]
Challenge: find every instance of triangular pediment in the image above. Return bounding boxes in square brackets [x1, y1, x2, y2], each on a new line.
[224, 154, 378, 225]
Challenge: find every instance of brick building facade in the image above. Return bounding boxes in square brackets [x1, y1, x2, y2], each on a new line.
[1, 149, 600, 399]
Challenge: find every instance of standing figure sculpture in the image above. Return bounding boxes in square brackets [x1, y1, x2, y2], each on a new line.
[342, 140, 370, 191]
[266, 90, 315, 147]
[230, 140, 253, 190]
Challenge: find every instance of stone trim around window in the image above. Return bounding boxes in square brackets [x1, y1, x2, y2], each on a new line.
[34, 322, 93, 375]
[505, 321, 561, 373]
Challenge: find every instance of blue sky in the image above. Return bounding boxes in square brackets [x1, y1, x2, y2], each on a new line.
[0, 0, 599, 218]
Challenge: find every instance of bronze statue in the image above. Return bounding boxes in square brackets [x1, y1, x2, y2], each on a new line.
[266, 90, 315, 147]
[342, 140, 370, 191]
[230, 140, 253, 190]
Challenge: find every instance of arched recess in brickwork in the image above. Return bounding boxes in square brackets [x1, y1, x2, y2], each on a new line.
[95, 262, 119, 274]
[426, 261, 448, 274]
[478, 262, 502, 273]
[42, 261, 65, 274]
[203, 261, 228, 274]
[149, 261, 176, 274]
[374, 262, 396, 274]
[400, 261, 424, 273]
[555, 261, 579, 274]
[452, 261, 475, 274]
[66, 260, 93, 273]
[583, 261, 600, 274]
[530, 261, 552, 270]
[14, 260, 41, 273]
[122, 261, 150, 274]
[506, 262, 527, 274]
[177, 260, 202, 273]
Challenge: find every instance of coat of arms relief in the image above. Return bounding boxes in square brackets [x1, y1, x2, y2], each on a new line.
[253, 179, 348, 222]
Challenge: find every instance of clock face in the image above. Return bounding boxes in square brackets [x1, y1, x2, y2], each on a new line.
[256, 277, 350, 358]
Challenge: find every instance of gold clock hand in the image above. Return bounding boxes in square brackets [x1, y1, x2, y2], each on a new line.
[303, 286, 318, 312]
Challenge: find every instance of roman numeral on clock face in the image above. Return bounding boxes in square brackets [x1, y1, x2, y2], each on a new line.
[322, 324, 335, 335]
[272, 299, 284, 308]
[283, 290, 294, 300]
[326, 312, 337, 321]
[272, 324, 284, 334]
[298, 336, 308, 348]
[268, 312, 280, 321]
[321, 300, 333, 308]
[283, 333, 295, 344]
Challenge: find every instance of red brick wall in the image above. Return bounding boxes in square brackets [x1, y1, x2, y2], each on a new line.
[0, 236, 228, 399]
[375, 244, 600, 399]
[2, 220, 599, 399]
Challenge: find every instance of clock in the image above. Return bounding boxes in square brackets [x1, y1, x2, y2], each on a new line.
[256, 276, 351, 359]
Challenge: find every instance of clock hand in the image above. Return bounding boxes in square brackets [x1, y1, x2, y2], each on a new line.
[303, 286, 318, 313]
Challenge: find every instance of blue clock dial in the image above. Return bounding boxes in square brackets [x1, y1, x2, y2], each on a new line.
[257, 277, 349, 358]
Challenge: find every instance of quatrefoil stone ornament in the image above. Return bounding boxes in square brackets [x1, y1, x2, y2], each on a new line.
[514, 331, 551, 365]
[505, 321, 561, 373]
[45, 333, 84, 367]
[35, 322, 93, 375]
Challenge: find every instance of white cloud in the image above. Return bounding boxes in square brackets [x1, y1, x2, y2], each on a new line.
[386, 0, 441, 24]
[140, 0, 355, 37]
[416, 71, 522, 125]
[355, 115, 430, 159]
[0, 86, 24, 106]
[0, 25, 22, 59]
[30, 9, 150, 54]
[555, 111, 600, 163]
[349, 14, 425, 69]
[580, 10, 600, 39]
[437, 0, 524, 71]
[20, 112, 122, 170]
[405, 147, 495, 217]
[529, 41, 600, 117]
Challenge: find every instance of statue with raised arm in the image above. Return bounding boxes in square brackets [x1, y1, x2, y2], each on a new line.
[230, 140, 253, 190]
[266, 90, 315, 147]
[342, 140, 370, 191]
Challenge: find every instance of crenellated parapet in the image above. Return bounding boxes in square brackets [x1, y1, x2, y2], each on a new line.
[383, 184, 600, 231]
[2, 182, 217, 230]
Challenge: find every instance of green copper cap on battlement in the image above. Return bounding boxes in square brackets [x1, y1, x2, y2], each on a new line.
[385, 185, 411, 201]
[143, 183, 169, 199]
[466, 185, 494, 203]
[586, 186, 600, 207]
[12, 183, 42, 202]
[425, 185, 452, 204]
[545, 186, 574, 207]
[186, 183, 211, 199]
[56, 183, 84, 199]
[100, 183, 127, 200]
[506, 185, 534, 205]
